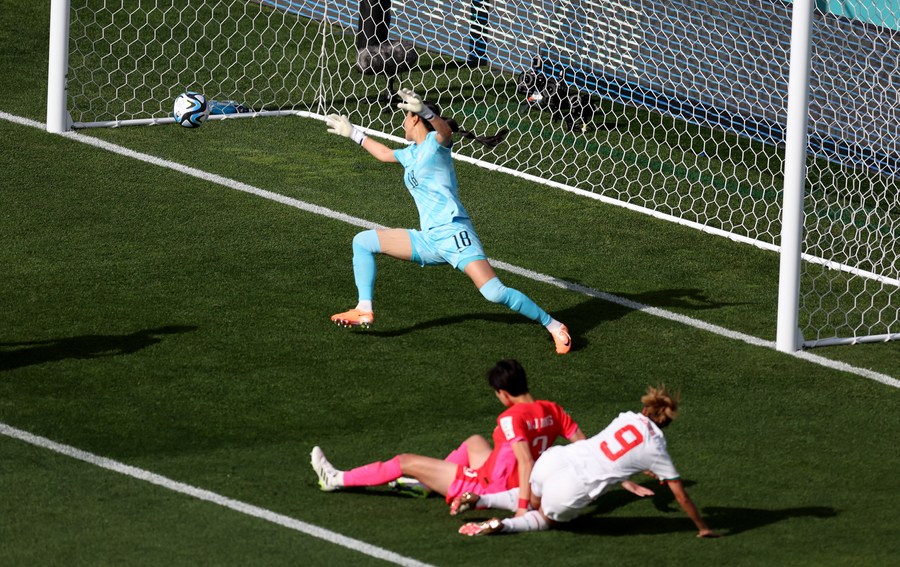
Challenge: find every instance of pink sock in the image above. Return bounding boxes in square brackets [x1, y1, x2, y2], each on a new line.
[342, 456, 402, 486]
[444, 441, 469, 467]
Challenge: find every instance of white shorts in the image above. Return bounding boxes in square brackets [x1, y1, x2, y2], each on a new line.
[531, 446, 608, 523]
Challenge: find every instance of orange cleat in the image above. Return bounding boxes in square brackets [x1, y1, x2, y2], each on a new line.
[551, 324, 572, 354]
[330, 308, 374, 328]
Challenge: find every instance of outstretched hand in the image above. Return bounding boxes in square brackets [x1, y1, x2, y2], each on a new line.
[621, 480, 655, 497]
[325, 114, 353, 138]
[325, 114, 366, 145]
[397, 88, 434, 120]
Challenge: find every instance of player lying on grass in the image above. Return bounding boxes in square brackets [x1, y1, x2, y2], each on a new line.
[455, 384, 720, 538]
[311, 360, 585, 514]
[323, 86, 572, 354]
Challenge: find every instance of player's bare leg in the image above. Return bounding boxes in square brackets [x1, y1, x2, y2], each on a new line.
[374, 228, 414, 260]
[463, 435, 492, 469]
[396, 453, 457, 496]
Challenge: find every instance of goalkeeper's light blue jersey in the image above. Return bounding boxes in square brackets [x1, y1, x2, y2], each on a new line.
[393, 131, 470, 232]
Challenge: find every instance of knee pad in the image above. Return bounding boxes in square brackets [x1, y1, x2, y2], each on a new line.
[479, 277, 508, 304]
[352, 230, 381, 255]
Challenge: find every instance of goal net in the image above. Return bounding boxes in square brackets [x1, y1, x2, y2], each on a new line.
[50, 0, 899, 348]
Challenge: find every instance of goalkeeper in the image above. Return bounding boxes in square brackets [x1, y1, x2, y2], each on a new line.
[324, 88, 572, 354]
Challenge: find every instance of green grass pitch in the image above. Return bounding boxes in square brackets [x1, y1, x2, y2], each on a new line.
[1, 2, 898, 566]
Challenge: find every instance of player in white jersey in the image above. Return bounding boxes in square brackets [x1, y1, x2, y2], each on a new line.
[322, 87, 572, 354]
[457, 384, 719, 538]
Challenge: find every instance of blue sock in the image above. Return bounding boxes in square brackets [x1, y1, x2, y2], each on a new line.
[478, 277, 551, 326]
[352, 230, 381, 303]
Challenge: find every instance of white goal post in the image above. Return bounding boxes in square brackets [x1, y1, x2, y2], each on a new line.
[47, 0, 899, 350]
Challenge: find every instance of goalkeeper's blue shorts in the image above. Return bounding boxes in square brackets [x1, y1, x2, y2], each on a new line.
[408, 219, 487, 271]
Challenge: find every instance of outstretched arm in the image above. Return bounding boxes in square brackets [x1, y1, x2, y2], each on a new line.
[324, 114, 397, 163]
[361, 136, 400, 162]
[397, 88, 453, 147]
[665, 479, 720, 538]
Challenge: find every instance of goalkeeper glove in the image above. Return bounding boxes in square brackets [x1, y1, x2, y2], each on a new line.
[325, 114, 367, 145]
[397, 88, 435, 121]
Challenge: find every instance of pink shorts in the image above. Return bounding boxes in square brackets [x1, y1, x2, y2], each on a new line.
[445, 443, 518, 503]
[446, 466, 487, 503]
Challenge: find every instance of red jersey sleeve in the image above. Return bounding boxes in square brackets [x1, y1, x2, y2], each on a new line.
[552, 403, 579, 439]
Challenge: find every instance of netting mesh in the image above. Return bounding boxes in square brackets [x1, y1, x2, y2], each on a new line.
[64, 0, 898, 345]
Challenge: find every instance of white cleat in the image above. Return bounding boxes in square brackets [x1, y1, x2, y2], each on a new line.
[310, 446, 343, 492]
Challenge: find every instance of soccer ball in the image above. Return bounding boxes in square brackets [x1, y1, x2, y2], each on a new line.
[173, 92, 210, 128]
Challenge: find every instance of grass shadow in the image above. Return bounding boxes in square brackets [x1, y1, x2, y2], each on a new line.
[0, 325, 198, 372]
[562, 504, 837, 537]
[361, 287, 741, 354]
[561, 480, 837, 537]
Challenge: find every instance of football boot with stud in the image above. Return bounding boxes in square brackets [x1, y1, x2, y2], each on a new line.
[330, 309, 374, 329]
[310, 446, 343, 492]
[551, 323, 572, 354]
[449, 491, 481, 516]
[458, 518, 503, 536]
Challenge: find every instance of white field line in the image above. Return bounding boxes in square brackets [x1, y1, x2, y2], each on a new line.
[0, 422, 435, 567]
[1, 108, 898, 558]
[494, 261, 900, 388]
[3, 110, 898, 392]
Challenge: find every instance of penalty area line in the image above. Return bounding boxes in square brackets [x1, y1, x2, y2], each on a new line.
[1, 110, 896, 389]
[0, 422, 436, 567]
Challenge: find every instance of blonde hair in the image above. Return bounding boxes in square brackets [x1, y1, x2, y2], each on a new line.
[641, 384, 680, 427]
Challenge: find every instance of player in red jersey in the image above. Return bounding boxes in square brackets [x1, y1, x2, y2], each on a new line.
[446, 360, 586, 514]
[311, 360, 585, 515]
[457, 384, 720, 538]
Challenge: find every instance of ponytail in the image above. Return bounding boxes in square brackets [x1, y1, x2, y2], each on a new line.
[421, 101, 509, 148]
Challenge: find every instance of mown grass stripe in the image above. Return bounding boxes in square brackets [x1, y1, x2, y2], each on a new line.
[0, 422, 436, 567]
[1, 109, 895, 391]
